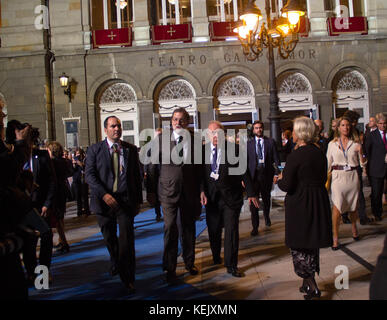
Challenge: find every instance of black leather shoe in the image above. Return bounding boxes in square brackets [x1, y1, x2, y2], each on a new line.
[353, 235, 360, 241]
[227, 267, 244, 277]
[166, 271, 178, 283]
[186, 265, 199, 275]
[110, 265, 119, 276]
[250, 229, 258, 236]
[304, 288, 321, 300]
[331, 245, 340, 251]
[265, 218, 271, 227]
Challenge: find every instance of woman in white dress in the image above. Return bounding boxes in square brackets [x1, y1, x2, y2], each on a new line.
[327, 117, 367, 250]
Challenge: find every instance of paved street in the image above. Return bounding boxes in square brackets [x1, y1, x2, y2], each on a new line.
[42, 184, 386, 300]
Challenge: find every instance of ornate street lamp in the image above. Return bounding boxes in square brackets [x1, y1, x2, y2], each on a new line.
[59, 72, 73, 117]
[234, 0, 306, 145]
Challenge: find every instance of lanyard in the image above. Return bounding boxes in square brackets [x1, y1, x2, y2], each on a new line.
[339, 138, 349, 164]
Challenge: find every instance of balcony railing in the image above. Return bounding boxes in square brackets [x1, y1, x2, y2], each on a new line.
[92, 27, 132, 48]
[327, 17, 368, 36]
[151, 24, 192, 45]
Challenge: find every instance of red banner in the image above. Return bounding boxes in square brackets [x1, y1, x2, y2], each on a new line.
[92, 28, 132, 48]
[151, 24, 192, 44]
[327, 17, 368, 36]
[210, 21, 239, 41]
[298, 16, 310, 37]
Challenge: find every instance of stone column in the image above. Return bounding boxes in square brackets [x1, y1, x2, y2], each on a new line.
[367, 0, 387, 35]
[308, 0, 329, 37]
[314, 91, 334, 129]
[197, 96, 213, 128]
[133, 0, 151, 46]
[138, 100, 155, 132]
[191, 0, 210, 42]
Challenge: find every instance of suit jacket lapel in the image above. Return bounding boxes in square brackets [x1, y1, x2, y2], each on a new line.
[123, 143, 129, 175]
[102, 139, 113, 173]
[263, 137, 269, 163]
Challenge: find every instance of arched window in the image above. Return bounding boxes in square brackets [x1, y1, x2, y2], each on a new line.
[214, 75, 257, 132]
[99, 82, 139, 146]
[332, 69, 369, 131]
[277, 72, 316, 123]
[156, 78, 198, 128]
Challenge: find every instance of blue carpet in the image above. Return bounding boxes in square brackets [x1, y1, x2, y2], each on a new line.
[29, 208, 215, 300]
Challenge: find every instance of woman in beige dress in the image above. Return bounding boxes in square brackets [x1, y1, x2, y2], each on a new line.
[327, 117, 367, 250]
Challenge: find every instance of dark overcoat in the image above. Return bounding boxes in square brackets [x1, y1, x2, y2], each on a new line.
[278, 144, 333, 249]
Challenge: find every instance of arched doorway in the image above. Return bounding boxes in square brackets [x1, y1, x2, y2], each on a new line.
[277, 71, 315, 131]
[332, 69, 369, 132]
[214, 74, 257, 132]
[98, 82, 139, 146]
[154, 78, 198, 130]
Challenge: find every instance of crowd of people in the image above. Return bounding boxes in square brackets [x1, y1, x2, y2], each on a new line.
[1, 99, 386, 300]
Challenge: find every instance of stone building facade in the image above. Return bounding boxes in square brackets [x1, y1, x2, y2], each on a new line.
[1, 0, 387, 149]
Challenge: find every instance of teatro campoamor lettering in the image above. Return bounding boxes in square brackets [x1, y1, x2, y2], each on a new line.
[148, 49, 317, 68]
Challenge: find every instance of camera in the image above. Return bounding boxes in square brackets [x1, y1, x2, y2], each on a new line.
[5, 120, 40, 145]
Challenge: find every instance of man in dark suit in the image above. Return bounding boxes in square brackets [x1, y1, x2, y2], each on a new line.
[85, 116, 143, 293]
[365, 113, 387, 221]
[147, 108, 202, 283]
[201, 121, 258, 277]
[247, 120, 280, 236]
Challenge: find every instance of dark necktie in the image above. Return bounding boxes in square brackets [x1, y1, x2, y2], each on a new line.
[112, 143, 119, 193]
[211, 147, 217, 173]
[176, 136, 183, 158]
[257, 139, 263, 160]
[383, 131, 387, 151]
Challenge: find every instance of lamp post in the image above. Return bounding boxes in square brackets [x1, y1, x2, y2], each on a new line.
[59, 72, 73, 117]
[234, 0, 306, 145]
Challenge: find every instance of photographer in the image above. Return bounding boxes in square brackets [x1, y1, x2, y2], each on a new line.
[0, 106, 31, 299]
[6, 120, 56, 286]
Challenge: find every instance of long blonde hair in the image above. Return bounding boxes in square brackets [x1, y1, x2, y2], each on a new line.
[333, 116, 358, 142]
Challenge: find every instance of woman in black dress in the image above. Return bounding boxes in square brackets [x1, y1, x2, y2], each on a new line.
[47, 141, 73, 253]
[277, 117, 332, 300]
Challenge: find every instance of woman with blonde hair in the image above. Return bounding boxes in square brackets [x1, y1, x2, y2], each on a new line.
[327, 116, 367, 250]
[277, 116, 332, 299]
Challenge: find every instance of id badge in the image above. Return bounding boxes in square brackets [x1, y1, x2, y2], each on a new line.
[343, 164, 351, 171]
[210, 172, 219, 180]
[259, 159, 265, 164]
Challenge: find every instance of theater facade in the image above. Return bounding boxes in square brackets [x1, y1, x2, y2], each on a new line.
[1, 0, 387, 149]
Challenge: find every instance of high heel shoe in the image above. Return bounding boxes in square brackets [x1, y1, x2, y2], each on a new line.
[331, 238, 340, 251]
[352, 235, 360, 241]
